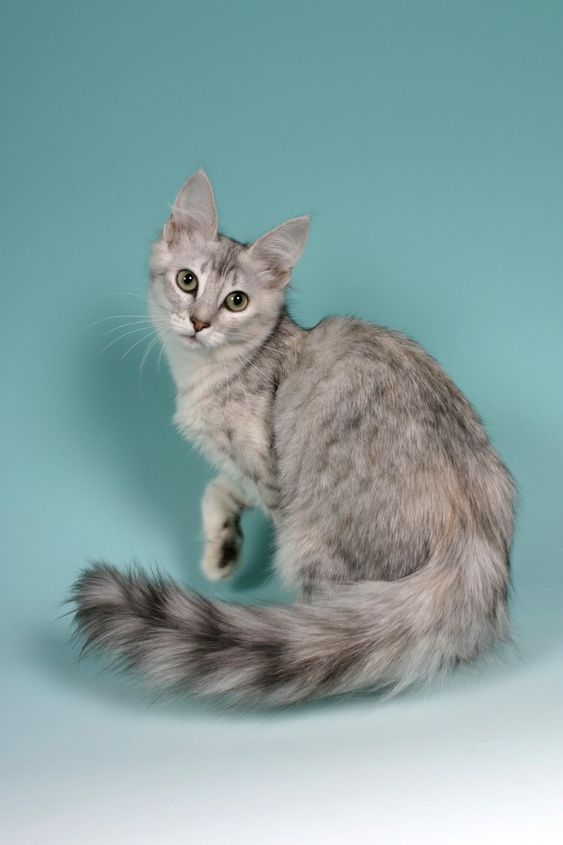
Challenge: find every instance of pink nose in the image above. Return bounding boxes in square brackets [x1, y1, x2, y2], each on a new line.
[191, 318, 210, 333]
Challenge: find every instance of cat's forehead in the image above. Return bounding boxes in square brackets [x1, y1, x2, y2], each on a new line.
[167, 234, 246, 275]
[201, 236, 247, 278]
[152, 231, 250, 285]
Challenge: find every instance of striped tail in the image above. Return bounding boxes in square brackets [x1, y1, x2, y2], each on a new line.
[71, 543, 509, 705]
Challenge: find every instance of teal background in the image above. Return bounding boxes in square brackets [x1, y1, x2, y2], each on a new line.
[2, 1, 562, 842]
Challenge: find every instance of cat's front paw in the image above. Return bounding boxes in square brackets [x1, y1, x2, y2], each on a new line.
[201, 519, 243, 582]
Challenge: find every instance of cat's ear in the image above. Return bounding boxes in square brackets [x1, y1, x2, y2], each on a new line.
[248, 216, 310, 286]
[166, 169, 218, 241]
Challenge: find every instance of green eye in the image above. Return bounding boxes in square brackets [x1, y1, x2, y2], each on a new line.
[176, 269, 198, 293]
[224, 291, 249, 312]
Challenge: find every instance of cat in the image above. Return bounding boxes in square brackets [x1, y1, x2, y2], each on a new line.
[71, 170, 516, 705]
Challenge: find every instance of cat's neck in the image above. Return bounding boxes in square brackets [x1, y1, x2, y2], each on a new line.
[165, 309, 304, 395]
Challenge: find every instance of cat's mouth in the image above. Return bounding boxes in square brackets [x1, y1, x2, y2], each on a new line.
[178, 331, 210, 349]
[176, 328, 222, 351]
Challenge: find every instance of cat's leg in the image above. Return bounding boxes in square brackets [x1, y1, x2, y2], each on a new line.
[200, 476, 251, 581]
[274, 520, 353, 602]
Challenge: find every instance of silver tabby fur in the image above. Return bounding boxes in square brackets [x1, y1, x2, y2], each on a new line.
[72, 170, 516, 705]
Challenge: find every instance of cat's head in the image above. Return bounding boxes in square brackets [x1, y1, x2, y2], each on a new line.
[149, 170, 309, 353]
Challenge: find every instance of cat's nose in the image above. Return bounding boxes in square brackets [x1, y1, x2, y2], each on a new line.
[191, 318, 210, 333]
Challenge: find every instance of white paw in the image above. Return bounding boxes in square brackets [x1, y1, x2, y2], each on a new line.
[200, 521, 243, 582]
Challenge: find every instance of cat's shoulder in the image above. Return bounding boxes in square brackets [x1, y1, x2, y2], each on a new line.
[303, 315, 423, 361]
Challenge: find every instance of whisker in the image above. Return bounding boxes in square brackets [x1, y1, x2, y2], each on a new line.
[103, 319, 155, 336]
[155, 303, 174, 316]
[102, 314, 169, 334]
[122, 330, 157, 359]
[139, 333, 160, 373]
[101, 326, 154, 354]
[156, 342, 166, 375]
[156, 328, 172, 375]
[82, 314, 151, 332]
[139, 334, 162, 392]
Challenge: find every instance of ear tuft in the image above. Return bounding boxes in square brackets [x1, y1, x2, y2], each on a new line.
[169, 169, 218, 239]
[249, 216, 310, 281]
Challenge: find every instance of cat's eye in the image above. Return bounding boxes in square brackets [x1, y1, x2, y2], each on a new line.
[176, 269, 198, 293]
[224, 291, 249, 312]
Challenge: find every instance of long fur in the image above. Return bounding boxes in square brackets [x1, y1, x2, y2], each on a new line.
[71, 170, 515, 705]
[72, 531, 508, 705]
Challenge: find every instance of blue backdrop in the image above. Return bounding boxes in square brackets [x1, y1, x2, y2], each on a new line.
[2, 1, 562, 842]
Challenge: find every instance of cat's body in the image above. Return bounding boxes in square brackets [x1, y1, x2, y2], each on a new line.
[72, 171, 515, 705]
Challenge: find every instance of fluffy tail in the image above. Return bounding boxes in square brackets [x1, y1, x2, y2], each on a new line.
[71, 540, 509, 705]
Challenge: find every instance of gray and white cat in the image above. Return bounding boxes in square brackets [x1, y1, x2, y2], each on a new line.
[72, 170, 516, 705]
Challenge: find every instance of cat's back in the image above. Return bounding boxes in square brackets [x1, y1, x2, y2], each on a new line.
[276, 314, 489, 452]
[300, 315, 417, 369]
[285, 315, 458, 405]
